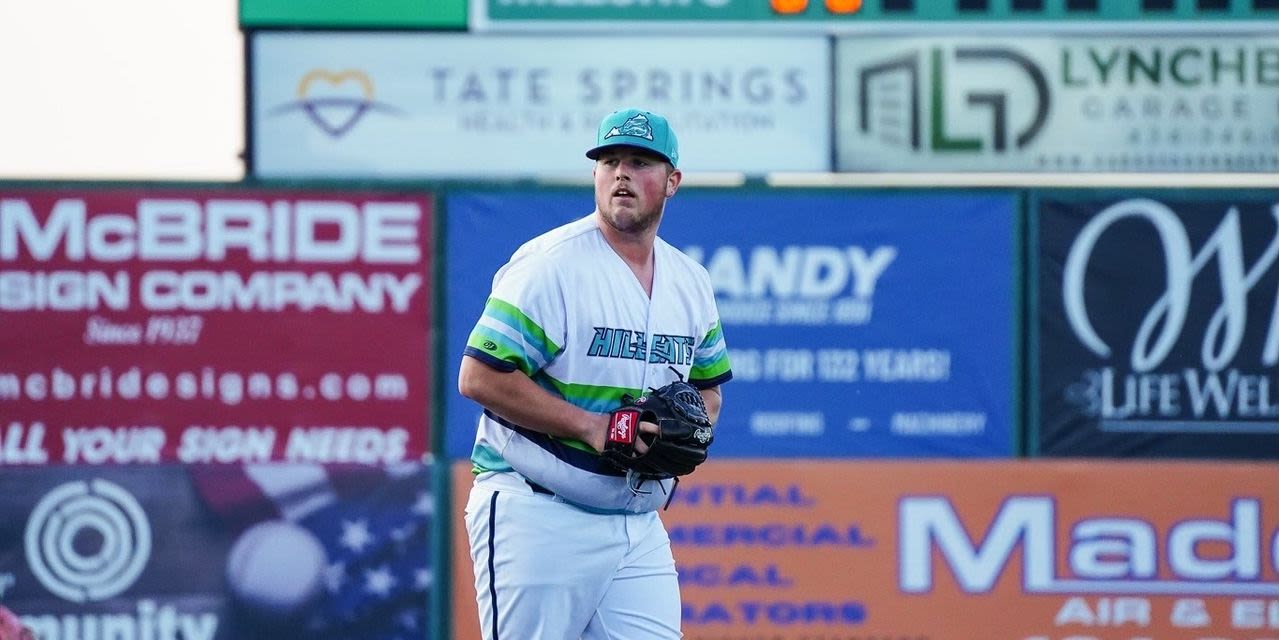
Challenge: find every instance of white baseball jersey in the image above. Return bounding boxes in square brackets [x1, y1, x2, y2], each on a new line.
[464, 213, 732, 513]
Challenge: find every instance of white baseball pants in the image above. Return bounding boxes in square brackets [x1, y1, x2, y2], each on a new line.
[464, 471, 682, 640]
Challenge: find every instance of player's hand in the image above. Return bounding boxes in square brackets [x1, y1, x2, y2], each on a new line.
[633, 420, 659, 455]
[586, 414, 659, 455]
[584, 413, 612, 453]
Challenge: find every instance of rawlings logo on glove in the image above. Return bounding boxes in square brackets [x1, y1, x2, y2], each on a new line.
[602, 379, 714, 480]
[609, 409, 638, 444]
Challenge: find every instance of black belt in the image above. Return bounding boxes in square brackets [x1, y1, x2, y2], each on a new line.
[527, 477, 678, 510]
[525, 479, 554, 495]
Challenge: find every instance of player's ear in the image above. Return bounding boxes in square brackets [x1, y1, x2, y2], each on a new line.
[665, 168, 682, 198]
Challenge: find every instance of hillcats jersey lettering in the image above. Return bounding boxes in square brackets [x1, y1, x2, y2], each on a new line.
[464, 214, 731, 513]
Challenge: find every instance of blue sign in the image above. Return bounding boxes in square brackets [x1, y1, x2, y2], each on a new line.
[445, 190, 1017, 459]
[0, 464, 434, 639]
[1031, 193, 1279, 458]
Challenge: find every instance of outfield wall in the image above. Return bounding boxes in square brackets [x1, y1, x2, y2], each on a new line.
[1, 182, 1274, 639]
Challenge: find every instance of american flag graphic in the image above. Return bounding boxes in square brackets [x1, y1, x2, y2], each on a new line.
[189, 462, 434, 640]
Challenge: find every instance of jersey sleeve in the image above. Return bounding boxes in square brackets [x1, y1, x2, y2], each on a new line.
[464, 255, 566, 376]
[689, 318, 732, 388]
[683, 253, 732, 389]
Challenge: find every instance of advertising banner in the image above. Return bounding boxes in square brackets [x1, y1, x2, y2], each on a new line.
[835, 35, 1279, 173]
[0, 462, 433, 640]
[444, 190, 1016, 460]
[473, 0, 1279, 31]
[1031, 193, 1278, 458]
[451, 459, 1279, 640]
[241, 0, 466, 28]
[250, 33, 831, 178]
[0, 189, 433, 465]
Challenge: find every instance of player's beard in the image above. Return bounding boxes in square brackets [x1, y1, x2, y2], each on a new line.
[597, 195, 663, 235]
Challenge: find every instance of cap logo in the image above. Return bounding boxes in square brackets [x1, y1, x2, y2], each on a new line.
[604, 114, 655, 142]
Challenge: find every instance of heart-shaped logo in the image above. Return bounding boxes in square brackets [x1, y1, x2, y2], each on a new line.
[296, 69, 374, 102]
[296, 70, 375, 137]
[269, 69, 397, 139]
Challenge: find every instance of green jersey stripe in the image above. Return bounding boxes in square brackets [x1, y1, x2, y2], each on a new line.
[691, 351, 732, 381]
[534, 371, 640, 414]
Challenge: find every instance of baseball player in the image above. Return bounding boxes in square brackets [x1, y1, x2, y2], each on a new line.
[458, 107, 732, 639]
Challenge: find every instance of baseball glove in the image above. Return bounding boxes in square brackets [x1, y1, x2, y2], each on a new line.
[602, 380, 714, 480]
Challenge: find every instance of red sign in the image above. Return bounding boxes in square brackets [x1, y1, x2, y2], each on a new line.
[0, 189, 433, 464]
[451, 460, 1278, 640]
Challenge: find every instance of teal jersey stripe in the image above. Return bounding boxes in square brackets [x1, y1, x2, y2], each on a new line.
[691, 320, 731, 381]
[470, 443, 513, 473]
[691, 351, 731, 381]
[702, 320, 725, 347]
[484, 297, 561, 365]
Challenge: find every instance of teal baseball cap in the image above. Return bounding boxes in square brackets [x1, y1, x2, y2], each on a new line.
[585, 107, 679, 167]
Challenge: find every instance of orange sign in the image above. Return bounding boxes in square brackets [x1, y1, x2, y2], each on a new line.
[451, 460, 1278, 640]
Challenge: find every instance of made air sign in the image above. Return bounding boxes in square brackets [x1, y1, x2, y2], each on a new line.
[451, 459, 1279, 639]
[836, 34, 1278, 173]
